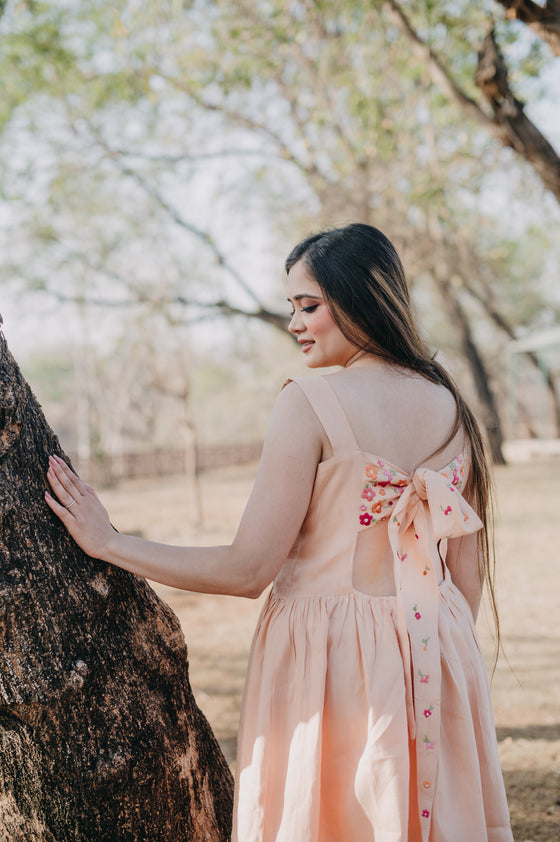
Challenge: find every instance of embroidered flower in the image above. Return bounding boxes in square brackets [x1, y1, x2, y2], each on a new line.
[422, 809, 430, 818]
[422, 637, 429, 650]
[418, 671, 430, 684]
[424, 705, 434, 718]
[413, 604, 421, 620]
[423, 736, 435, 750]
[441, 505, 452, 515]
[360, 512, 373, 526]
[423, 781, 431, 790]
[359, 461, 409, 527]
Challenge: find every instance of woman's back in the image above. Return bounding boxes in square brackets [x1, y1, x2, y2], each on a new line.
[322, 361, 464, 473]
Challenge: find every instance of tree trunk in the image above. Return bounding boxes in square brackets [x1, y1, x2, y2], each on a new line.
[439, 288, 507, 465]
[0, 332, 233, 841]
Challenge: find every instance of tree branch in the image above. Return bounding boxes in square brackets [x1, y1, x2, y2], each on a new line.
[475, 28, 560, 201]
[384, 0, 504, 139]
[497, 0, 560, 55]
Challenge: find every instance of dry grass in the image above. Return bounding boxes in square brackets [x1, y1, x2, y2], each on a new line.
[101, 459, 560, 842]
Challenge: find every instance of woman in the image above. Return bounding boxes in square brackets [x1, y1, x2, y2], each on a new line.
[46, 223, 513, 841]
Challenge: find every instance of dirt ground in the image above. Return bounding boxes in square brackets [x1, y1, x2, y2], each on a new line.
[101, 458, 560, 842]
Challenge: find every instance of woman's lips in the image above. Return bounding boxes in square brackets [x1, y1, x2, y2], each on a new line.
[299, 341, 314, 353]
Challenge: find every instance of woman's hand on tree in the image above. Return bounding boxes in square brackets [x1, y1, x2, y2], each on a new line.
[45, 455, 115, 560]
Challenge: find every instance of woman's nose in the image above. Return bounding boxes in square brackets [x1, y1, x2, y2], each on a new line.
[288, 311, 302, 334]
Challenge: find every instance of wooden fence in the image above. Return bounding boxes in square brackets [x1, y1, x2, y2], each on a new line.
[75, 441, 263, 486]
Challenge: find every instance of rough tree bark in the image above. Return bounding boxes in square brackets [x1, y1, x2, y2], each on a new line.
[0, 326, 233, 841]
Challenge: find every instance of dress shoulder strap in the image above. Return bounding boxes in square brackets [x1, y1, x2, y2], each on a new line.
[285, 375, 358, 452]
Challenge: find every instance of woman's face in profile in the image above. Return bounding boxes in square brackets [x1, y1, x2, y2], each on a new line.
[286, 261, 356, 369]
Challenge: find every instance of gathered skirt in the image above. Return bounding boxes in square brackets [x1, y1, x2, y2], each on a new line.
[232, 579, 513, 842]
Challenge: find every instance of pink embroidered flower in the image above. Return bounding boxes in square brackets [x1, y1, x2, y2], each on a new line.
[360, 504, 366, 511]
[361, 486, 375, 501]
[414, 533, 419, 540]
[422, 809, 430, 818]
[419, 672, 430, 684]
[423, 737, 435, 750]
[359, 512, 373, 526]
[424, 705, 433, 718]
[442, 505, 452, 515]
[413, 604, 421, 619]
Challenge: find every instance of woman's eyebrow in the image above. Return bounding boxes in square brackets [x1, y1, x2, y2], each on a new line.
[287, 293, 323, 303]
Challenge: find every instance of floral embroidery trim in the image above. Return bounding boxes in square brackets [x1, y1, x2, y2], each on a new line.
[359, 459, 407, 526]
[441, 454, 465, 491]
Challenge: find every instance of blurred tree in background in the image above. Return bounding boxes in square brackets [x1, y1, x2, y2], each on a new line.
[1, 0, 559, 465]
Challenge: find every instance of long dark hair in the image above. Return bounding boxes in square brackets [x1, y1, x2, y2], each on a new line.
[286, 223, 498, 643]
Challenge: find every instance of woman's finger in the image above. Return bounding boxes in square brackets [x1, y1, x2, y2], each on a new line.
[45, 489, 75, 522]
[49, 455, 84, 494]
[46, 465, 75, 509]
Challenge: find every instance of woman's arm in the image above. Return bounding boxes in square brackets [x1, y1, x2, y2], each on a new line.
[45, 382, 323, 599]
[445, 532, 484, 621]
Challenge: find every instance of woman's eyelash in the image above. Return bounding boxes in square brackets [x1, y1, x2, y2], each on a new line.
[289, 303, 319, 317]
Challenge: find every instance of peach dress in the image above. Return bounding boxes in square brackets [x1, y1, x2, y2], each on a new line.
[233, 376, 513, 842]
